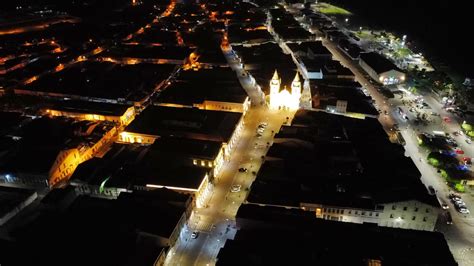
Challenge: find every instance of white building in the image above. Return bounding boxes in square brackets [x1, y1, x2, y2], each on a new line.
[302, 199, 439, 231]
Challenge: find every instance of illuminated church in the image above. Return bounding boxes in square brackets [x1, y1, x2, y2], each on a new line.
[269, 70, 302, 110]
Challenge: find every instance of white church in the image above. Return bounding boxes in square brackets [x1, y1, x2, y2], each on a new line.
[269, 70, 302, 110]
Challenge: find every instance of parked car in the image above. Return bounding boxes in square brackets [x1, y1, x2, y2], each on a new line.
[428, 185, 436, 195]
[191, 232, 199, 239]
[231, 184, 241, 193]
[238, 167, 248, 173]
[466, 138, 472, 144]
[439, 198, 449, 209]
[445, 211, 453, 225]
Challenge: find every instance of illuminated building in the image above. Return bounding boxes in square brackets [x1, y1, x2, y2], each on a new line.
[269, 70, 302, 110]
[118, 106, 244, 161]
[43, 100, 136, 126]
[359, 52, 405, 85]
[0, 118, 117, 188]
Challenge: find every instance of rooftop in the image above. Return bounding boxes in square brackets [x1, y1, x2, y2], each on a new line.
[24, 61, 175, 102]
[360, 52, 403, 74]
[156, 68, 247, 105]
[125, 106, 242, 143]
[0, 186, 36, 219]
[217, 204, 456, 266]
[287, 41, 332, 56]
[248, 110, 438, 209]
[45, 99, 132, 117]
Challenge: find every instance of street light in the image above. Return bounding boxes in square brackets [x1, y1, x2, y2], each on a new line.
[345, 18, 349, 23]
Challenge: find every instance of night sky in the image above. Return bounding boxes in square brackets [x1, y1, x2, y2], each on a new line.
[330, 0, 474, 77]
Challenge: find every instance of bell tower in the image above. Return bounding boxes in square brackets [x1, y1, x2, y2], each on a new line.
[291, 72, 301, 108]
[270, 70, 281, 96]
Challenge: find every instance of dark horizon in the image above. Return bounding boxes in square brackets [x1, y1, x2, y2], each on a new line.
[329, 0, 474, 77]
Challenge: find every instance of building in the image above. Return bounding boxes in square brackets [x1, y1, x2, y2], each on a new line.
[155, 68, 250, 115]
[0, 118, 116, 188]
[0, 186, 37, 226]
[118, 106, 244, 160]
[246, 110, 440, 231]
[216, 204, 457, 266]
[70, 141, 217, 208]
[42, 100, 136, 126]
[359, 52, 406, 85]
[268, 71, 302, 110]
[1, 189, 191, 266]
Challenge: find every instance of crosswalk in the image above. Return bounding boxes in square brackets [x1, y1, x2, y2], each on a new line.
[188, 220, 213, 232]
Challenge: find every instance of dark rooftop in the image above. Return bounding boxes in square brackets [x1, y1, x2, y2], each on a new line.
[24, 61, 175, 102]
[287, 41, 331, 56]
[156, 68, 247, 105]
[151, 136, 223, 161]
[0, 186, 36, 219]
[217, 204, 457, 266]
[45, 99, 132, 117]
[248, 110, 438, 209]
[360, 52, 403, 74]
[125, 106, 242, 143]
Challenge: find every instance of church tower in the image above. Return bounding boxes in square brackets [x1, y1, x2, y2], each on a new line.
[291, 72, 301, 97]
[270, 70, 281, 96]
[291, 72, 302, 108]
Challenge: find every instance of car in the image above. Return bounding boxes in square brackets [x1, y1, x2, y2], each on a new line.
[454, 200, 466, 207]
[427, 186, 436, 195]
[231, 184, 241, 192]
[238, 167, 248, 173]
[466, 139, 472, 144]
[455, 204, 470, 214]
[455, 149, 464, 154]
[445, 211, 453, 225]
[191, 232, 199, 239]
[439, 199, 449, 209]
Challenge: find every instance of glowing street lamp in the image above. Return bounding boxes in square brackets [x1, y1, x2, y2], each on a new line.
[345, 18, 349, 23]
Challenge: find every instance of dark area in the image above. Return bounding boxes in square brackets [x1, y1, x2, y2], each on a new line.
[330, 0, 474, 77]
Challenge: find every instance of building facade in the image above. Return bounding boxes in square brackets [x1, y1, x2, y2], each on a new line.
[302, 199, 439, 231]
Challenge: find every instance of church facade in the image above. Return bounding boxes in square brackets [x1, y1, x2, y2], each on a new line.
[269, 70, 302, 110]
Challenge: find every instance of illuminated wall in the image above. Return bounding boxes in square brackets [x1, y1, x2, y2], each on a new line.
[118, 132, 157, 144]
[302, 199, 438, 231]
[49, 124, 117, 187]
[44, 106, 136, 126]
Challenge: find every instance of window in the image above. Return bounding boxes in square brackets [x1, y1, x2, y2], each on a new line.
[412, 216, 416, 221]
[361, 212, 366, 216]
[340, 210, 344, 215]
[193, 159, 197, 165]
[390, 214, 394, 218]
[403, 207, 407, 211]
[423, 217, 427, 222]
[369, 212, 372, 216]
[355, 211, 359, 215]
[415, 208, 418, 212]
[392, 205, 396, 210]
[201, 161, 205, 167]
[375, 213, 379, 217]
[208, 161, 213, 167]
[401, 215, 405, 220]
[426, 208, 430, 213]
[348, 210, 352, 214]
